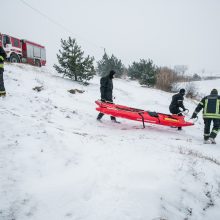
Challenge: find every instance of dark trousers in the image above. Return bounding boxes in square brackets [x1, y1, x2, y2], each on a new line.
[97, 112, 116, 121]
[0, 69, 5, 92]
[97, 99, 116, 121]
[204, 118, 220, 140]
[169, 107, 183, 116]
[170, 107, 183, 129]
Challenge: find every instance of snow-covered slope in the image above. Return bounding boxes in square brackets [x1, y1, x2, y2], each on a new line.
[179, 80, 220, 99]
[1, 64, 220, 220]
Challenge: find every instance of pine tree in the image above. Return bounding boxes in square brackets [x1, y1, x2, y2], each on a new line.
[128, 59, 157, 86]
[127, 62, 142, 80]
[97, 52, 124, 78]
[54, 37, 95, 84]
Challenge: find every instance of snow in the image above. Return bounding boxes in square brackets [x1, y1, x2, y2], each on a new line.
[0, 63, 220, 220]
[178, 80, 220, 99]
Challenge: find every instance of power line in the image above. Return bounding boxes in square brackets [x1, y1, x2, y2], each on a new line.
[18, 0, 105, 51]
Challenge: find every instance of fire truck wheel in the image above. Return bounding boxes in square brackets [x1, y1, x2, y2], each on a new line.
[35, 60, 41, 67]
[10, 54, 20, 63]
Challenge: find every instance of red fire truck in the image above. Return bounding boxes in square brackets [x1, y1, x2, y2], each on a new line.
[0, 33, 46, 67]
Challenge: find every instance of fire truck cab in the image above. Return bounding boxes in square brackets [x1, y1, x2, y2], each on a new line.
[0, 33, 46, 67]
[0, 33, 22, 63]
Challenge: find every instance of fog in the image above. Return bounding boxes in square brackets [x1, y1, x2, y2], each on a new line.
[2, 0, 220, 74]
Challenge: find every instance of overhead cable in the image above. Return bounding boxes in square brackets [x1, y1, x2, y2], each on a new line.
[18, 0, 105, 51]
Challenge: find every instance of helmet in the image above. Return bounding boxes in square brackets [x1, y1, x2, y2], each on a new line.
[211, 88, 218, 95]
[179, 88, 185, 95]
[109, 70, 116, 79]
[109, 70, 116, 75]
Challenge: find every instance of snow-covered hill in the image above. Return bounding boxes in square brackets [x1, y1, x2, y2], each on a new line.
[1, 64, 220, 220]
[178, 79, 220, 100]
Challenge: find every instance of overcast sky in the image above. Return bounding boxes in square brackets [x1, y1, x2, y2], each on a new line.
[2, 0, 220, 73]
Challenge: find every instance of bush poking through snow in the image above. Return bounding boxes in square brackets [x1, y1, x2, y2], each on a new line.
[185, 82, 198, 99]
[68, 89, 85, 94]
[32, 86, 43, 92]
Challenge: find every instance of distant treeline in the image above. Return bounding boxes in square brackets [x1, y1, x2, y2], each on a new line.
[54, 36, 218, 97]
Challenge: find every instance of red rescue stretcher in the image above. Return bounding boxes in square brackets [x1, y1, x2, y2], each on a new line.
[95, 100, 194, 128]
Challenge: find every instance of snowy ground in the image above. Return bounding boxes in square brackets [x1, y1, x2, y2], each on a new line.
[0, 63, 220, 220]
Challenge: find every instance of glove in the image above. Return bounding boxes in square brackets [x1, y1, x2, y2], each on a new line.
[191, 112, 197, 119]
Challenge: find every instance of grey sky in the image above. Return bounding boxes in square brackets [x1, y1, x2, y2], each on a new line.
[2, 0, 220, 73]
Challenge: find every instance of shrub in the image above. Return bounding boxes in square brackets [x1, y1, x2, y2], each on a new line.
[185, 82, 198, 99]
[128, 59, 157, 87]
[155, 67, 179, 92]
[96, 52, 125, 78]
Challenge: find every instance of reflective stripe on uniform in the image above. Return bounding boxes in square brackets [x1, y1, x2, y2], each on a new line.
[199, 101, 204, 106]
[203, 115, 220, 119]
[204, 133, 210, 136]
[212, 129, 219, 135]
[0, 91, 6, 94]
[216, 99, 220, 114]
[0, 55, 4, 69]
[204, 99, 208, 114]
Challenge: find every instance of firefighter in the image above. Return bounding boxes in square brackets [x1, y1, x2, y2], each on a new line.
[0, 46, 7, 96]
[169, 88, 188, 130]
[191, 89, 220, 144]
[97, 70, 119, 123]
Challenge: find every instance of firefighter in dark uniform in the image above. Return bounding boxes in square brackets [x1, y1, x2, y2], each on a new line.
[169, 88, 188, 130]
[97, 70, 119, 123]
[0, 46, 7, 96]
[191, 89, 220, 144]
